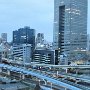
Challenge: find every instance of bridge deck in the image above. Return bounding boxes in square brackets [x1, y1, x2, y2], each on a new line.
[0, 63, 88, 90]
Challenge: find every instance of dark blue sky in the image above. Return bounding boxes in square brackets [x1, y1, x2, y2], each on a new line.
[0, 0, 89, 42]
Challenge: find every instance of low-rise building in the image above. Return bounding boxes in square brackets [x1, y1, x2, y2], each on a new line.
[13, 44, 32, 64]
[34, 49, 55, 64]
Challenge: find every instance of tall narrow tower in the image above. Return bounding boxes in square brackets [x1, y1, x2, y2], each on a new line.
[1, 33, 7, 43]
[53, 0, 88, 64]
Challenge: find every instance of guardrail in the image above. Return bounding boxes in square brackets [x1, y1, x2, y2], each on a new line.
[0, 63, 89, 90]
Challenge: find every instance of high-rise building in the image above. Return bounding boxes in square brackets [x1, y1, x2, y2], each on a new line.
[13, 26, 35, 62]
[0, 38, 2, 44]
[13, 26, 35, 49]
[53, 0, 87, 64]
[0, 48, 2, 62]
[1, 33, 7, 43]
[36, 33, 44, 46]
[87, 34, 90, 51]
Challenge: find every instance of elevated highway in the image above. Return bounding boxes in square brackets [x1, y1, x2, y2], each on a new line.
[32, 64, 90, 69]
[0, 63, 90, 90]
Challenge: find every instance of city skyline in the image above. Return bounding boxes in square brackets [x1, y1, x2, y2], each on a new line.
[0, 0, 90, 42]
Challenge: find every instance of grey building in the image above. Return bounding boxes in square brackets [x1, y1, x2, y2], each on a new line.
[13, 44, 32, 64]
[87, 34, 90, 51]
[1, 33, 7, 43]
[13, 26, 35, 50]
[36, 33, 44, 46]
[13, 26, 35, 61]
[0, 51, 2, 62]
[34, 49, 55, 64]
[53, 0, 88, 64]
[0, 46, 2, 62]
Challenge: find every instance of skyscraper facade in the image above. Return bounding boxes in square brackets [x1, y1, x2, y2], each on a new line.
[13, 26, 35, 62]
[87, 34, 90, 51]
[13, 26, 35, 49]
[53, 0, 88, 64]
[36, 33, 44, 45]
[1, 33, 7, 43]
[0, 48, 2, 62]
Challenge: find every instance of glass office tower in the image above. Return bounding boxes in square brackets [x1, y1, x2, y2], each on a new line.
[53, 0, 88, 64]
[13, 26, 35, 49]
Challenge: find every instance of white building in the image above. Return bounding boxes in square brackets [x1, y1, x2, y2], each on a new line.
[13, 44, 32, 64]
